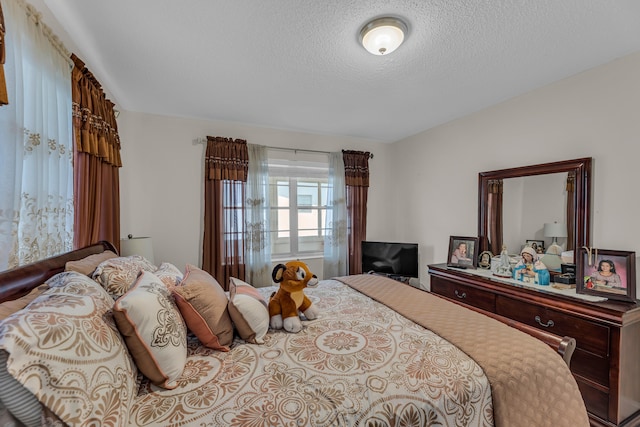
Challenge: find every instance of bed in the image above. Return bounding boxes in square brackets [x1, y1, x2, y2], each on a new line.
[0, 241, 589, 427]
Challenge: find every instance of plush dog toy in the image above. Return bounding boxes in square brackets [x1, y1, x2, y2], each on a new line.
[269, 261, 319, 333]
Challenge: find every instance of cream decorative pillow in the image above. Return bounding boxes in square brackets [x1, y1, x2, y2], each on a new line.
[93, 255, 157, 297]
[113, 271, 187, 390]
[173, 265, 233, 351]
[228, 277, 269, 344]
[154, 262, 183, 289]
[0, 271, 138, 426]
[64, 250, 117, 276]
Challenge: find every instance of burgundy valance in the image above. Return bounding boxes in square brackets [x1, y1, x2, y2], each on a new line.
[342, 150, 371, 187]
[71, 53, 121, 167]
[205, 136, 249, 182]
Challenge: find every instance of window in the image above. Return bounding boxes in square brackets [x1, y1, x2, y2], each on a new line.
[222, 180, 246, 263]
[268, 153, 329, 259]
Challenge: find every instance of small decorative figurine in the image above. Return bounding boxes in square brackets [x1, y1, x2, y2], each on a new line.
[494, 245, 512, 277]
[512, 246, 551, 286]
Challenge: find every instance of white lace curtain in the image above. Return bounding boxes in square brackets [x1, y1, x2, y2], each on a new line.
[323, 152, 348, 278]
[0, 0, 74, 270]
[245, 144, 272, 285]
[244, 147, 347, 282]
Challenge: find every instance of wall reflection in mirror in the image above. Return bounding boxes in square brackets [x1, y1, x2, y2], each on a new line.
[502, 172, 568, 254]
[478, 158, 592, 271]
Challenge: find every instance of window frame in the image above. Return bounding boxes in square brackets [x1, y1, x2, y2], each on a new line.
[267, 153, 329, 260]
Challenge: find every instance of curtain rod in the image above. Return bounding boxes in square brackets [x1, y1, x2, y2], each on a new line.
[268, 146, 374, 159]
[193, 137, 374, 159]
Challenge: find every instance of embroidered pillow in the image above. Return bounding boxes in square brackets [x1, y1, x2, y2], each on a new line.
[228, 277, 269, 344]
[173, 265, 233, 351]
[113, 271, 187, 390]
[0, 271, 138, 426]
[154, 262, 183, 289]
[93, 255, 157, 297]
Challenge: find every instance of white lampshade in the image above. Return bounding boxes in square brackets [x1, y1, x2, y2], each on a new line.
[120, 236, 155, 264]
[360, 17, 407, 55]
[543, 222, 567, 253]
[543, 222, 568, 239]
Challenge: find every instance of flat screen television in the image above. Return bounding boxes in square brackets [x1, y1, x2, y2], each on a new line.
[361, 241, 419, 278]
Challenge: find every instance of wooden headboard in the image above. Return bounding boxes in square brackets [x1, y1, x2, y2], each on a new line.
[0, 241, 117, 303]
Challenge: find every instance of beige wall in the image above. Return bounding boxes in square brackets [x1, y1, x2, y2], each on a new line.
[390, 52, 640, 292]
[119, 52, 640, 292]
[118, 113, 392, 278]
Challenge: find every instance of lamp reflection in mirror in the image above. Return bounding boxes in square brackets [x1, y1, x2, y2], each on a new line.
[120, 235, 155, 264]
[544, 222, 567, 252]
[360, 17, 407, 55]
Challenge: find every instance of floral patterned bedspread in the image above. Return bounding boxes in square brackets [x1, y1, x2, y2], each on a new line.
[339, 274, 590, 427]
[129, 279, 493, 427]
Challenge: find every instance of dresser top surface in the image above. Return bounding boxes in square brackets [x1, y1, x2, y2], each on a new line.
[428, 263, 640, 320]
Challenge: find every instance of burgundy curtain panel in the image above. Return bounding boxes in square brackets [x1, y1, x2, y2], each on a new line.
[487, 179, 504, 255]
[202, 136, 248, 290]
[71, 54, 122, 251]
[0, 2, 8, 106]
[565, 172, 576, 252]
[342, 150, 371, 275]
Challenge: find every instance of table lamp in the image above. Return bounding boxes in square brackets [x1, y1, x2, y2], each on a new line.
[120, 234, 155, 264]
[543, 222, 567, 252]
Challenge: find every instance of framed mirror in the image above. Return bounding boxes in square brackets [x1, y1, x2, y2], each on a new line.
[478, 158, 592, 258]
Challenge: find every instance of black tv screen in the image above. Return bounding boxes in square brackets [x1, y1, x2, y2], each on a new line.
[361, 241, 419, 278]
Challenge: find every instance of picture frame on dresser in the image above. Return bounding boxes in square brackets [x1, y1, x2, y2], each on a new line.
[577, 247, 636, 302]
[525, 239, 544, 254]
[477, 251, 493, 269]
[447, 236, 479, 268]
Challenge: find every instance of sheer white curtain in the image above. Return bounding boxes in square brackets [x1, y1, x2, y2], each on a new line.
[0, 0, 74, 270]
[245, 144, 272, 286]
[323, 152, 348, 278]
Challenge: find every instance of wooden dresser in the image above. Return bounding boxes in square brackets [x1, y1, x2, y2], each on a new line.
[428, 264, 640, 427]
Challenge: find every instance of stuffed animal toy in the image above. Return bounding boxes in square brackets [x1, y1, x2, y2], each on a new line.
[269, 260, 319, 333]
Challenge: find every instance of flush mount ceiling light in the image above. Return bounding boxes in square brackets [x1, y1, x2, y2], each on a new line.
[359, 17, 408, 55]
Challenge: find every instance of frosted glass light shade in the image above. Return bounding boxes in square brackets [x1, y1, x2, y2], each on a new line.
[360, 17, 407, 55]
[120, 236, 155, 264]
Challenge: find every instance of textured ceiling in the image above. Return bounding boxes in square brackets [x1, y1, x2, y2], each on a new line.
[43, 0, 640, 142]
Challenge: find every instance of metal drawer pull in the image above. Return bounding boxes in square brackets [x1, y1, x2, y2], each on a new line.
[535, 315, 554, 328]
[454, 290, 467, 299]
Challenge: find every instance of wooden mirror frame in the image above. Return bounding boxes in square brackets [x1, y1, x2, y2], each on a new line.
[478, 157, 592, 254]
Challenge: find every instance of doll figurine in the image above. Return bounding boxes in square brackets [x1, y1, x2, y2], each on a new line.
[513, 246, 550, 285]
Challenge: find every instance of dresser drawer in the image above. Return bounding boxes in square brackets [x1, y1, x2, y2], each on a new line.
[430, 278, 496, 312]
[572, 349, 610, 387]
[496, 295, 610, 357]
[576, 378, 610, 422]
